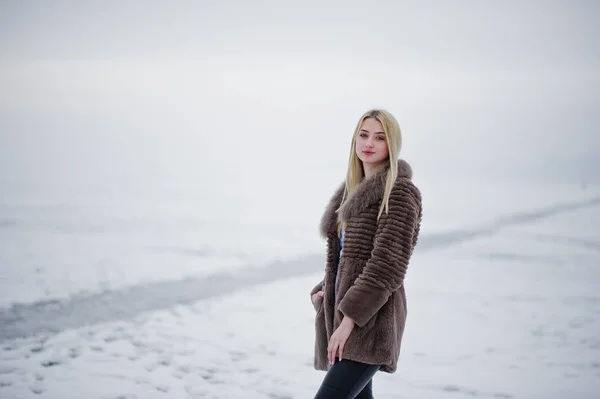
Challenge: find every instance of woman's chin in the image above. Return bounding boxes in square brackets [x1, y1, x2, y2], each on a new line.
[360, 158, 387, 167]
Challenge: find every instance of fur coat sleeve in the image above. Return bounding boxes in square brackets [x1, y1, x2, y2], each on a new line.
[337, 181, 420, 327]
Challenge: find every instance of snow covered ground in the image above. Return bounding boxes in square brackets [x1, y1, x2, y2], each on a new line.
[1, 181, 599, 398]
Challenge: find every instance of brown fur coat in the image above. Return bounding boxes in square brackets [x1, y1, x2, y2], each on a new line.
[310, 159, 422, 373]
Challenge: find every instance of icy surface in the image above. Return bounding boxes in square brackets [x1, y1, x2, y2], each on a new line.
[1, 186, 599, 398]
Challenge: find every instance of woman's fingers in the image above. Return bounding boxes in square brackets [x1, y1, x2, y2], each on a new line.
[338, 343, 344, 361]
[328, 340, 337, 365]
[312, 291, 325, 311]
[312, 293, 319, 305]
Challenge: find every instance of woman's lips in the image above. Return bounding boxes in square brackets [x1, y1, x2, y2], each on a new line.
[362, 151, 375, 155]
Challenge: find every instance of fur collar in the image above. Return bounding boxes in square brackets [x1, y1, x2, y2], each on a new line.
[319, 159, 413, 238]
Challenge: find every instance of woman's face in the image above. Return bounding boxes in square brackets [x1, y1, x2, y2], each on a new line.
[355, 117, 389, 167]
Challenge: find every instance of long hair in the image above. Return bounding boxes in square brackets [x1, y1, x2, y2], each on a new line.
[337, 109, 402, 235]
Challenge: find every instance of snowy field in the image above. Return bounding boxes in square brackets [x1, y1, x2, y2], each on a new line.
[1, 180, 599, 398]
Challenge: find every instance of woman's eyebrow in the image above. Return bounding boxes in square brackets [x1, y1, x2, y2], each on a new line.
[360, 129, 385, 134]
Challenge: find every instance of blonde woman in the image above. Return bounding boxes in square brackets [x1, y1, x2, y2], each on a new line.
[310, 109, 423, 398]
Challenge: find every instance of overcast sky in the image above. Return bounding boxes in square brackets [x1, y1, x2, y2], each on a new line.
[0, 0, 598, 195]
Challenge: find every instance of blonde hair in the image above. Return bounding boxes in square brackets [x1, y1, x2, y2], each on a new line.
[337, 109, 402, 235]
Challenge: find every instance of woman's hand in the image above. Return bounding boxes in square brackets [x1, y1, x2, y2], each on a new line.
[327, 316, 355, 365]
[311, 290, 323, 310]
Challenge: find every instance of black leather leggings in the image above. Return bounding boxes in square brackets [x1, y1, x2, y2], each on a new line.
[314, 358, 381, 399]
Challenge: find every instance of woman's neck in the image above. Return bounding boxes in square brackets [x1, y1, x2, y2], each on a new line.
[362, 161, 387, 179]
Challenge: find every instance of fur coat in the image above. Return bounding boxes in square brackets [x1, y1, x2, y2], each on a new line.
[310, 158, 422, 373]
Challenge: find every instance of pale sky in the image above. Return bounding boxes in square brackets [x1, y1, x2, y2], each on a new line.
[0, 0, 598, 190]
